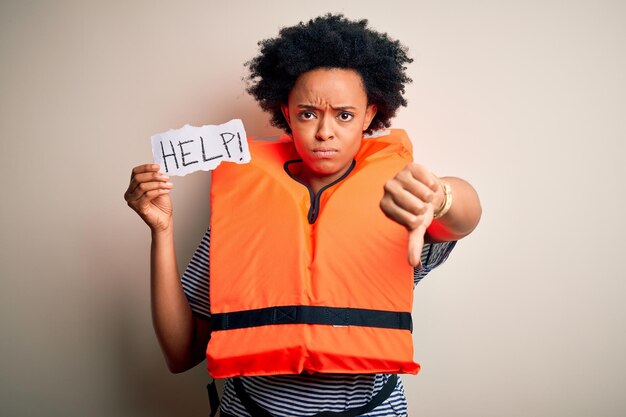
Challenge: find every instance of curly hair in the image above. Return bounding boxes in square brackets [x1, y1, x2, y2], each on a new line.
[245, 14, 413, 134]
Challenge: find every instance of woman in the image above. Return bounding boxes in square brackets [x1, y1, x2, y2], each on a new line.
[125, 14, 481, 417]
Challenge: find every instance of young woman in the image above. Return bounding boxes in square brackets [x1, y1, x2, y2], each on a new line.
[125, 14, 481, 417]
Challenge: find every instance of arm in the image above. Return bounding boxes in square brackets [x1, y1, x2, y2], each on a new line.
[380, 163, 482, 266]
[151, 227, 211, 373]
[125, 164, 210, 373]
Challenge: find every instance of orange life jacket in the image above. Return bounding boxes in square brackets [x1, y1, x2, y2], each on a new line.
[207, 129, 419, 378]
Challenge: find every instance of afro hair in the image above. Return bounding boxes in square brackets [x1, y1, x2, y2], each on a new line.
[245, 14, 413, 134]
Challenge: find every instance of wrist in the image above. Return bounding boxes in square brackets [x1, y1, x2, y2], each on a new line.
[433, 179, 452, 219]
[151, 223, 174, 240]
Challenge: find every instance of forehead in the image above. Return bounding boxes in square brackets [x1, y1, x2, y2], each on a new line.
[288, 68, 367, 105]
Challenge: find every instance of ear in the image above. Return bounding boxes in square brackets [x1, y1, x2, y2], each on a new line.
[281, 104, 292, 128]
[363, 104, 378, 131]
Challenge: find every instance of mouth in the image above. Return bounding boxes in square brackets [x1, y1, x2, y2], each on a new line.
[312, 148, 339, 158]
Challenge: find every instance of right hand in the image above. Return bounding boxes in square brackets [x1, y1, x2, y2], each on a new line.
[380, 163, 441, 267]
[124, 164, 174, 232]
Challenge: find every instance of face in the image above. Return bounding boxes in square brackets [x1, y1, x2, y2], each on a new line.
[281, 68, 377, 188]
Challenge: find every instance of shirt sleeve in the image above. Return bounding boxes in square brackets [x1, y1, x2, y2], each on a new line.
[414, 240, 457, 286]
[181, 226, 211, 319]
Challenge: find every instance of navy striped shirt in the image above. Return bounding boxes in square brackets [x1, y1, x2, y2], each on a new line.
[182, 227, 455, 416]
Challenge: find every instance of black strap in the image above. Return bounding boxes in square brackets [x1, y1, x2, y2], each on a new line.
[207, 379, 220, 417]
[212, 306, 412, 332]
[232, 374, 398, 417]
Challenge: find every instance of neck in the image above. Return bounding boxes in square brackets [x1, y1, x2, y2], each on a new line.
[295, 163, 353, 194]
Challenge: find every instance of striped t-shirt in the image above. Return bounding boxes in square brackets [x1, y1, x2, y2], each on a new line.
[182, 227, 456, 417]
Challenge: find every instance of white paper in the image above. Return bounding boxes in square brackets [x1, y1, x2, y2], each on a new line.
[151, 119, 250, 176]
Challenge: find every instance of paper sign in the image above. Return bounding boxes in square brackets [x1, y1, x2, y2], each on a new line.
[151, 119, 250, 176]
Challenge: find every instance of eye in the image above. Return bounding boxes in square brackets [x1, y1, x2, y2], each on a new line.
[298, 111, 316, 120]
[338, 112, 354, 122]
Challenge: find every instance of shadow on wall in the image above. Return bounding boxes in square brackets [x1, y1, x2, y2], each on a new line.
[111, 299, 210, 416]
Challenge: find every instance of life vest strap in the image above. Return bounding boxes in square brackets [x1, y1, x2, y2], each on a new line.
[211, 306, 412, 332]
[231, 374, 399, 417]
[207, 379, 220, 417]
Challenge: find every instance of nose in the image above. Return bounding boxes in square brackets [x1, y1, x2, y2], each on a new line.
[315, 115, 334, 141]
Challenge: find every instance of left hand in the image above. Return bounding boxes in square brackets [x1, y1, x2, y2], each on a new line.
[380, 163, 443, 266]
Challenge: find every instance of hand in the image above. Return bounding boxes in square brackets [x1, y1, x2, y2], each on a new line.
[380, 163, 443, 266]
[124, 164, 174, 232]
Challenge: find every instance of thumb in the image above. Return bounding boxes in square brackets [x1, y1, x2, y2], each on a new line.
[408, 226, 426, 267]
[407, 206, 434, 267]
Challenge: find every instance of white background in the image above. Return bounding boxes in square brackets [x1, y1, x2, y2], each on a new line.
[1, 1, 624, 416]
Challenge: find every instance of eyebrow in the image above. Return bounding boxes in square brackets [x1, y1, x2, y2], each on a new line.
[297, 104, 357, 111]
